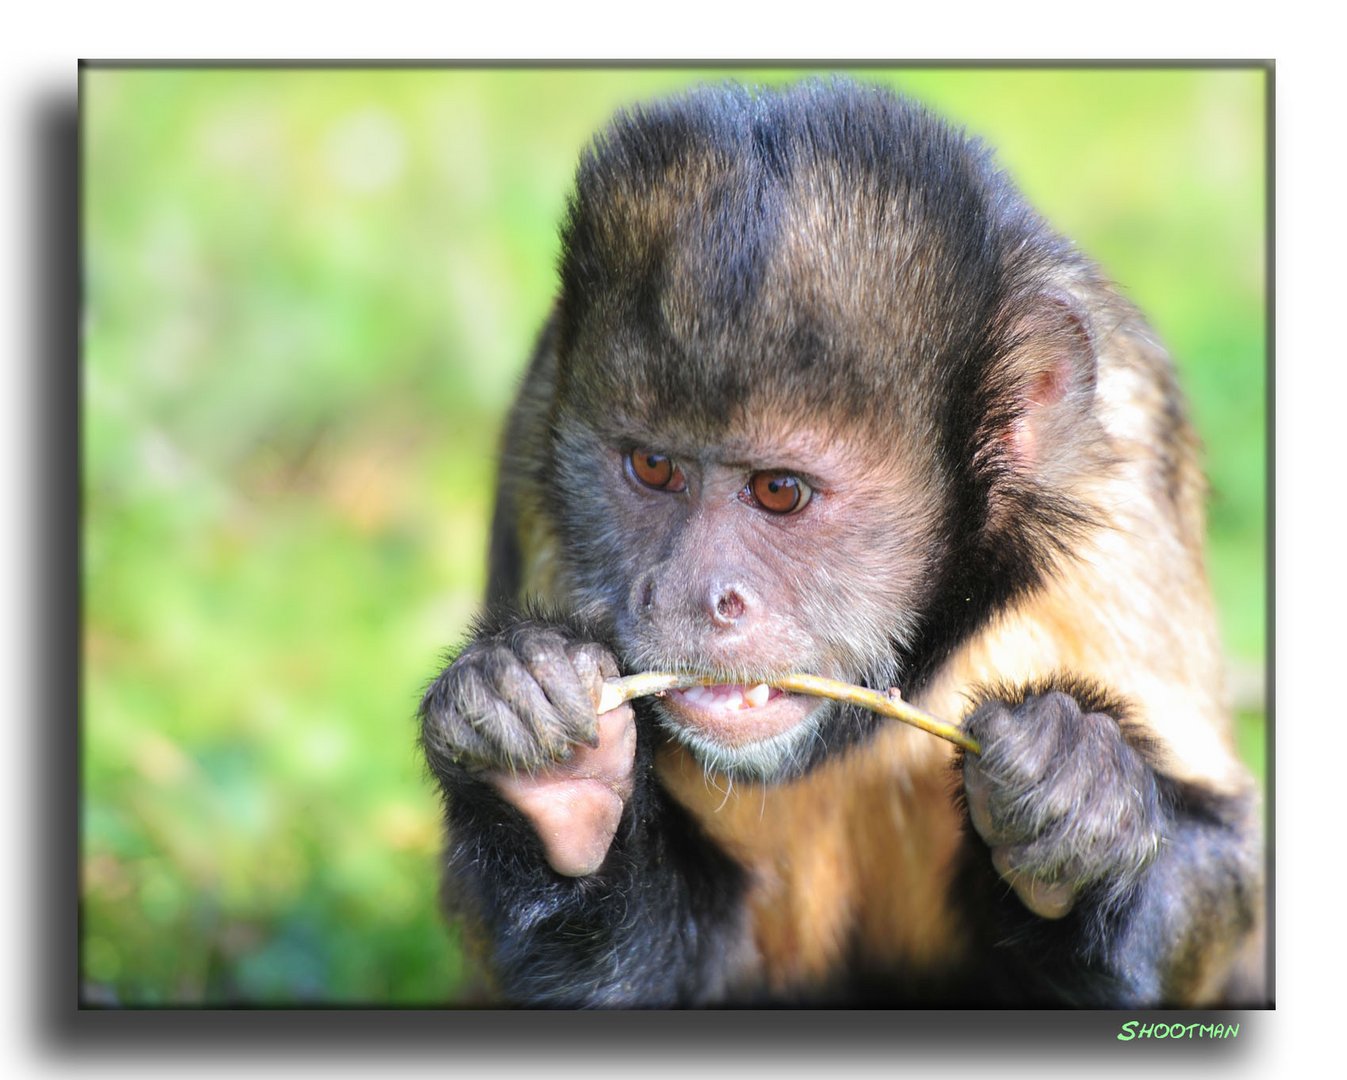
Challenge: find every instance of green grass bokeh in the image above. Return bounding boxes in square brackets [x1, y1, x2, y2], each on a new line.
[81, 66, 1267, 1006]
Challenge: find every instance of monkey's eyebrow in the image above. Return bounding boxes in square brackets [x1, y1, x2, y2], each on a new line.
[604, 430, 842, 478]
[606, 435, 699, 461]
[712, 438, 841, 475]
[712, 423, 845, 459]
[718, 456, 816, 476]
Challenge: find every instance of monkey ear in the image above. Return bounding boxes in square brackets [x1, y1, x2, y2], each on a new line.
[994, 291, 1098, 472]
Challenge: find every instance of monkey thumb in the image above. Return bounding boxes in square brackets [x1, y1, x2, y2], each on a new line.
[491, 774, 626, 877]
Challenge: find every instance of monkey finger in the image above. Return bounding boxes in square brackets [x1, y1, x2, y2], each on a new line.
[509, 627, 575, 692]
[567, 641, 621, 686]
[962, 760, 1030, 848]
[479, 651, 575, 765]
[577, 702, 637, 796]
[565, 642, 622, 737]
[491, 771, 627, 878]
[421, 666, 509, 768]
[508, 632, 600, 749]
[541, 703, 636, 790]
[991, 847, 1076, 920]
[421, 709, 495, 771]
[515, 634, 602, 748]
[962, 763, 997, 841]
[488, 705, 637, 877]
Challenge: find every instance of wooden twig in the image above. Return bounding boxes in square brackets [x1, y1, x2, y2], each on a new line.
[597, 672, 980, 755]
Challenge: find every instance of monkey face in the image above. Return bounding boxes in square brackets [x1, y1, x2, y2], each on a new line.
[548, 403, 946, 780]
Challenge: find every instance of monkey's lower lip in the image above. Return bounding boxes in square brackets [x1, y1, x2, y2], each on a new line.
[661, 683, 814, 747]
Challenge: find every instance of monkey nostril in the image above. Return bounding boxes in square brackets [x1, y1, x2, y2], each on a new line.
[638, 576, 655, 611]
[711, 588, 746, 627]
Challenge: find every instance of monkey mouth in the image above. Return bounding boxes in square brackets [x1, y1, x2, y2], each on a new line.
[659, 682, 817, 748]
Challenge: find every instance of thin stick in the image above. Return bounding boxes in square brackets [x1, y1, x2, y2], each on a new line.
[597, 672, 981, 755]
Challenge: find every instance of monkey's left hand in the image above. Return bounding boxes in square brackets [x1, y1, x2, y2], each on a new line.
[962, 690, 1164, 919]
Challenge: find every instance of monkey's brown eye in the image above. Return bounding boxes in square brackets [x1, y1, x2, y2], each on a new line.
[747, 472, 811, 514]
[628, 450, 687, 492]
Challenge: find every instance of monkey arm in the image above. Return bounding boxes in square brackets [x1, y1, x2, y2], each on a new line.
[420, 601, 751, 1007]
[957, 683, 1263, 1006]
[433, 706, 749, 1007]
[1094, 775, 1264, 1006]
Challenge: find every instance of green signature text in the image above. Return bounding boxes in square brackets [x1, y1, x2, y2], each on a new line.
[1118, 1021, 1240, 1041]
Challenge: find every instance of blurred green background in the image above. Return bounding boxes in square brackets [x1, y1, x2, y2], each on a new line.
[80, 66, 1267, 1006]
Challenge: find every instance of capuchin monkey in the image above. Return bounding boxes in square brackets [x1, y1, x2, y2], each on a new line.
[419, 79, 1265, 1007]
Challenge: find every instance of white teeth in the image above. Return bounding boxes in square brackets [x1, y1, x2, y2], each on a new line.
[677, 683, 774, 711]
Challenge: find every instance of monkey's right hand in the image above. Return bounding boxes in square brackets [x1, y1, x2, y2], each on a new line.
[419, 623, 636, 878]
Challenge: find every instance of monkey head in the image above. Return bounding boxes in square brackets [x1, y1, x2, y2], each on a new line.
[537, 81, 1108, 782]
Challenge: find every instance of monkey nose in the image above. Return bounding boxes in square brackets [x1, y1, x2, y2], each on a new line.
[708, 585, 748, 628]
